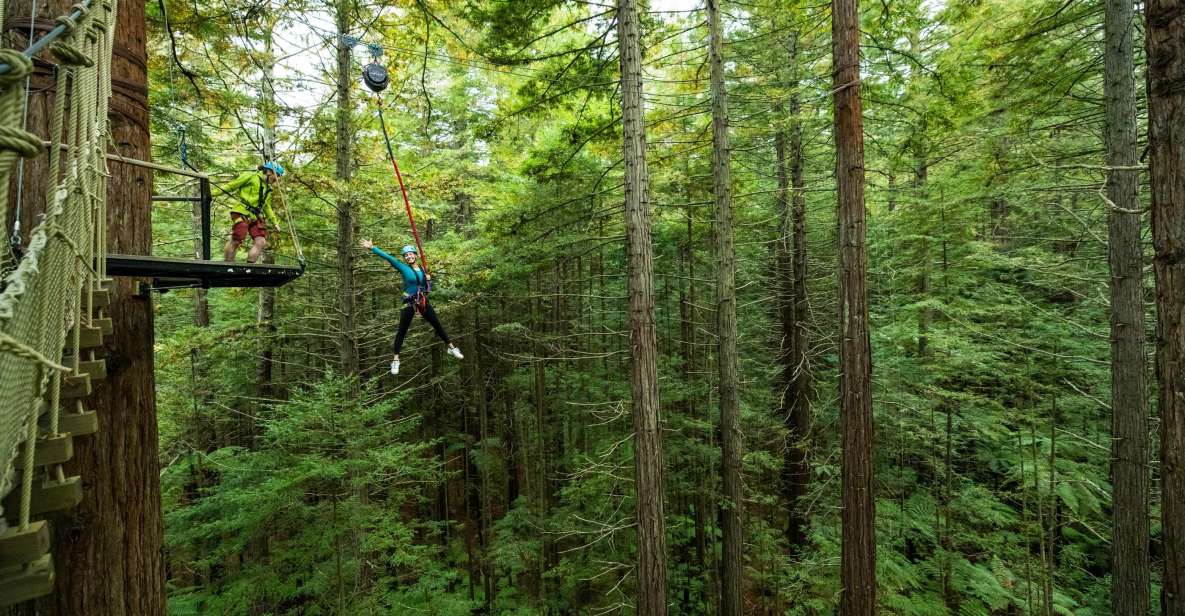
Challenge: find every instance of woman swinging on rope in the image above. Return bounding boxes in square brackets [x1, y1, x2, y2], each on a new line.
[360, 239, 463, 374]
[359, 54, 462, 375]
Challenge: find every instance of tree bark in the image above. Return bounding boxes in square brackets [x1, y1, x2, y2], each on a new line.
[463, 306, 491, 609]
[832, 0, 876, 613]
[1104, 0, 1150, 613]
[707, 2, 743, 613]
[257, 10, 278, 406]
[192, 208, 210, 327]
[1145, 1, 1185, 611]
[334, 0, 358, 379]
[617, 0, 668, 613]
[910, 31, 931, 360]
[777, 29, 812, 552]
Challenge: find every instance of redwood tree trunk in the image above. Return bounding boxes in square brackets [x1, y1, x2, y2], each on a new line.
[832, 0, 876, 613]
[1105, 0, 1150, 613]
[1145, 1, 1185, 611]
[707, 1, 743, 613]
[617, 0, 668, 612]
[21, 0, 167, 612]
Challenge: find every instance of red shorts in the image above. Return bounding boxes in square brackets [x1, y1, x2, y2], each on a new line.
[230, 214, 268, 241]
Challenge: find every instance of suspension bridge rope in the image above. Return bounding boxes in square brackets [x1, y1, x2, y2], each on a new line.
[0, 0, 116, 533]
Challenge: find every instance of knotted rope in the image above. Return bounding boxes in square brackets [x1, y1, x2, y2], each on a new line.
[0, 0, 115, 529]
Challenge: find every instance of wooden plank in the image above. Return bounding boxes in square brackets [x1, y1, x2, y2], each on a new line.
[13, 434, 73, 469]
[106, 152, 208, 179]
[58, 410, 98, 436]
[88, 288, 111, 309]
[71, 359, 106, 381]
[60, 374, 91, 400]
[0, 521, 50, 568]
[94, 317, 113, 336]
[0, 553, 53, 607]
[2, 476, 83, 522]
[77, 326, 103, 350]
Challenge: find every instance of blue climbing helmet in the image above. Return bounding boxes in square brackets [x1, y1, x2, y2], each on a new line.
[401, 245, 418, 256]
[261, 161, 285, 177]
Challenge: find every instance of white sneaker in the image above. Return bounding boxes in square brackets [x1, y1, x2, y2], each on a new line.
[448, 346, 464, 360]
[390, 359, 400, 375]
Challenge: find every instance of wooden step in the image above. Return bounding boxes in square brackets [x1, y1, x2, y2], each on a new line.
[0, 521, 50, 568]
[77, 326, 103, 350]
[60, 374, 91, 400]
[13, 435, 73, 470]
[58, 410, 98, 436]
[2, 476, 83, 521]
[93, 317, 112, 336]
[0, 553, 53, 607]
[88, 288, 111, 309]
[68, 359, 106, 381]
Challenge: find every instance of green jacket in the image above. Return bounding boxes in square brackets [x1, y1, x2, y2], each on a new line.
[222, 171, 278, 223]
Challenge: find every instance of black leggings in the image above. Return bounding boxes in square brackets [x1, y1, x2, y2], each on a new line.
[393, 301, 450, 354]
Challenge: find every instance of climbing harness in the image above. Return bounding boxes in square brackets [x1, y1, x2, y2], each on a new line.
[403, 263, 430, 314]
[363, 45, 431, 311]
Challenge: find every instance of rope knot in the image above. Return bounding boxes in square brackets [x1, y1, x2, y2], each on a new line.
[54, 14, 79, 32]
[0, 126, 44, 159]
[0, 50, 33, 84]
[50, 43, 93, 67]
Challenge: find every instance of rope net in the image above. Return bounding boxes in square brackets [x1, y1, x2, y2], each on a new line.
[0, 0, 116, 531]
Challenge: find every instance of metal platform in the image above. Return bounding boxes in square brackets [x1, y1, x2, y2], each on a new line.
[106, 254, 303, 289]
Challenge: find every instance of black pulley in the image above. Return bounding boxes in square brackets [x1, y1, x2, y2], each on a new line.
[362, 62, 389, 93]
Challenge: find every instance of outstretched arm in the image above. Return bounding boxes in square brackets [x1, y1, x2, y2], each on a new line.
[360, 240, 411, 275]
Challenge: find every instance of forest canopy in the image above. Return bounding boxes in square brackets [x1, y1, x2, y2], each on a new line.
[131, 0, 1179, 613]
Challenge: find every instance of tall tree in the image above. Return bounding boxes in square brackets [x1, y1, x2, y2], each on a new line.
[1144, 0, 1185, 611]
[909, 29, 931, 360]
[707, 1, 743, 613]
[617, 0, 668, 612]
[257, 5, 279, 404]
[776, 26, 812, 551]
[335, 0, 359, 379]
[1103, 0, 1149, 613]
[832, 0, 875, 613]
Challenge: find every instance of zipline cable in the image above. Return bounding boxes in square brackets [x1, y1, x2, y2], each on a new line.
[0, 0, 93, 74]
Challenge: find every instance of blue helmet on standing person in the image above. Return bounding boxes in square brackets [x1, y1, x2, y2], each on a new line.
[260, 161, 285, 177]
[401, 245, 418, 256]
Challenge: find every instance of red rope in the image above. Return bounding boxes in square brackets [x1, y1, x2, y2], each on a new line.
[376, 97, 428, 276]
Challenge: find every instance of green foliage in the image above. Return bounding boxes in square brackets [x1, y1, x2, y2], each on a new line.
[162, 378, 442, 614]
[149, 0, 1161, 612]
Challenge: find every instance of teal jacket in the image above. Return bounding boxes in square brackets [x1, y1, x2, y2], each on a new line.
[371, 247, 428, 297]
